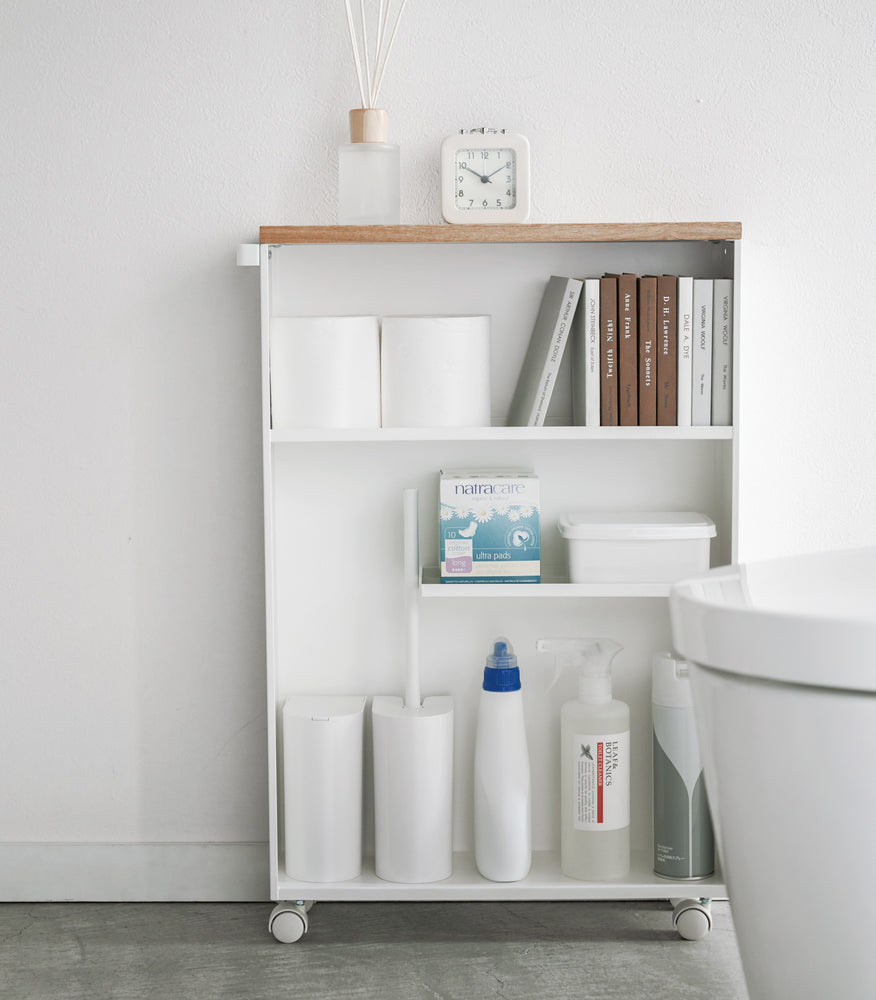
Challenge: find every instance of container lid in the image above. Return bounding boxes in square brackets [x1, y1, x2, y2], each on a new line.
[558, 511, 716, 541]
[283, 695, 366, 720]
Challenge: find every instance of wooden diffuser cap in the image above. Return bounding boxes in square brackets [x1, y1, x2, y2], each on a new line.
[349, 108, 389, 143]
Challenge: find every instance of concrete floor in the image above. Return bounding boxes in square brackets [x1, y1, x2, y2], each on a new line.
[0, 900, 748, 999]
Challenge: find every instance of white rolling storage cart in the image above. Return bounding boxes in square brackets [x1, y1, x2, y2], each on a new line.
[240, 223, 740, 943]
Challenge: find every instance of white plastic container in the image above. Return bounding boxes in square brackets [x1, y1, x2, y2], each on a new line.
[474, 638, 531, 882]
[558, 511, 716, 584]
[282, 695, 366, 882]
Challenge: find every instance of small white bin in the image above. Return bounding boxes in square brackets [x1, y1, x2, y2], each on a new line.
[282, 695, 366, 882]
[558, 511, 716, 584]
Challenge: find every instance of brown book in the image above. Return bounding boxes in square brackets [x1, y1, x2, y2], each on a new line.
[611, 273, 638, 425]
[656, 275, 678, 426]
[599, 276, 618, 425]
[637, 276, 657, 425]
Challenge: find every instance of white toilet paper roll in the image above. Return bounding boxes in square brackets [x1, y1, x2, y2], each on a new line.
[271, 316, 381, 429]
[380, 315, 491, 427]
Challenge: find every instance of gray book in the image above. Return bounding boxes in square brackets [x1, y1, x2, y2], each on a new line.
[507, 275, 584, 426]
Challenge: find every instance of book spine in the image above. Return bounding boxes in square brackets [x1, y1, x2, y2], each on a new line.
[676, 277, 694, 427]
[691, 278, 714, 427]
[711, 278, 733, 426]
[570, 281, 586, 426]
[583, 278, 601, 426]
[637, 276, 657, 426]
[599, 276, 618, 425]
[507, 275, 583, 427]
[617, 273, 638, 426]
[656, 275, 677, 426]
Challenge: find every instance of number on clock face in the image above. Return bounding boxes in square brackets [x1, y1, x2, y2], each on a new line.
[453, 148, 517, 210]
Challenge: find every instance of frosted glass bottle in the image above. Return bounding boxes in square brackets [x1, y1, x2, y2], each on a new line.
[560, 670, 630, 880]
[338, 108, 400, 225]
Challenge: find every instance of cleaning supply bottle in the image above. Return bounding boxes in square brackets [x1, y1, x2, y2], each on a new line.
[652, 651, 714, 880]
[474, 637, 531, 881]
[538, 637, 629, 880]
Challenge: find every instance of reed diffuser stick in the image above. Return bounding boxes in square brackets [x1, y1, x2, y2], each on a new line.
[343, 0, 408, 109]
[372, 0, 387, 100]
[370, 0, 408, 107]
[343, 0, 367, 106]
[359, 0, 372, 101]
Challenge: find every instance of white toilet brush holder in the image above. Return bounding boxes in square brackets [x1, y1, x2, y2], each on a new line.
[372, 488, 454, 884]
[372, 694, 454, 883]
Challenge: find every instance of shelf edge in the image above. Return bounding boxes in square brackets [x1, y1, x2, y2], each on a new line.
[273, 851, 726, 902]
[269, 427, 735, 444]
[260, 222, 742, 245]
[420, 575, 671, 599]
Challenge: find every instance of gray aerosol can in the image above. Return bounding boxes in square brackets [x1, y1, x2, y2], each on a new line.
[652, 652, 714, 880]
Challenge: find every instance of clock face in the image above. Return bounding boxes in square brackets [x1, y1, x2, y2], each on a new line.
[440, 130, 530, 224]
[453, 147, 517, 211]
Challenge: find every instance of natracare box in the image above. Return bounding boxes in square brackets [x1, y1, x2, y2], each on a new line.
[439, 470, 540, 584]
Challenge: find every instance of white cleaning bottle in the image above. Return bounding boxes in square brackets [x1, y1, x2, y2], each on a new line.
[538, 637, 629, 880]
[474, 637, 531, 882]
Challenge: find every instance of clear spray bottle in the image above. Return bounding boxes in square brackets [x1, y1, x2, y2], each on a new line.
[538, 637, 629, 880]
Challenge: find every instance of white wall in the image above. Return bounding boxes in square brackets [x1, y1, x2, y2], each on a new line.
[2, 0, 874, 899]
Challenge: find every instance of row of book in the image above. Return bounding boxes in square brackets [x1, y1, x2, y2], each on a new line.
[507, 273, 733, 427]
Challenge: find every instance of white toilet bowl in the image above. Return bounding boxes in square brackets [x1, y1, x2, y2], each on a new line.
[670, 546, 876, 1000]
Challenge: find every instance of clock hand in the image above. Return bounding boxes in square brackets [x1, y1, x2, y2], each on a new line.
[485, 163, 507, 179]
[461, 165, 490, 181]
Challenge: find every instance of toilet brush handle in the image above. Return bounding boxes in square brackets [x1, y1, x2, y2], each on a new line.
[403, 488, 421, 709]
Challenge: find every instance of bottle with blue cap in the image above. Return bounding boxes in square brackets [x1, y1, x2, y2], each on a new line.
[474, 637, 532, 881]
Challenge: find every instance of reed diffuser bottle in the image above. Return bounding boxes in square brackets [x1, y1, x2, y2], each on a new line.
[338, 0, 407, 224]
[338, 108, 399, 224]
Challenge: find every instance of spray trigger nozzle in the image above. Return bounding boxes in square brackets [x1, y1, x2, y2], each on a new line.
[537, 637, 623, 703]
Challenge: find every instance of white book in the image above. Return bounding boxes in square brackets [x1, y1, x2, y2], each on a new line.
[571, 278, 600, 426]
[676, 277, 694, 426]
[570, 278, 601, 426]
[691, 279, 714, 426]
[583, 279, 601, 426]
[508, 275, 584, 427]
[711, 279, 733, 426]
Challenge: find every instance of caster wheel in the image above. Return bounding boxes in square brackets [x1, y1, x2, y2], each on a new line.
[672, 898, 712, 940]
[269, 902, 309, 943]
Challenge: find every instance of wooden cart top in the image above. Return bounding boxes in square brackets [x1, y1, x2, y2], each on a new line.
[259, 222, 742, 245]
